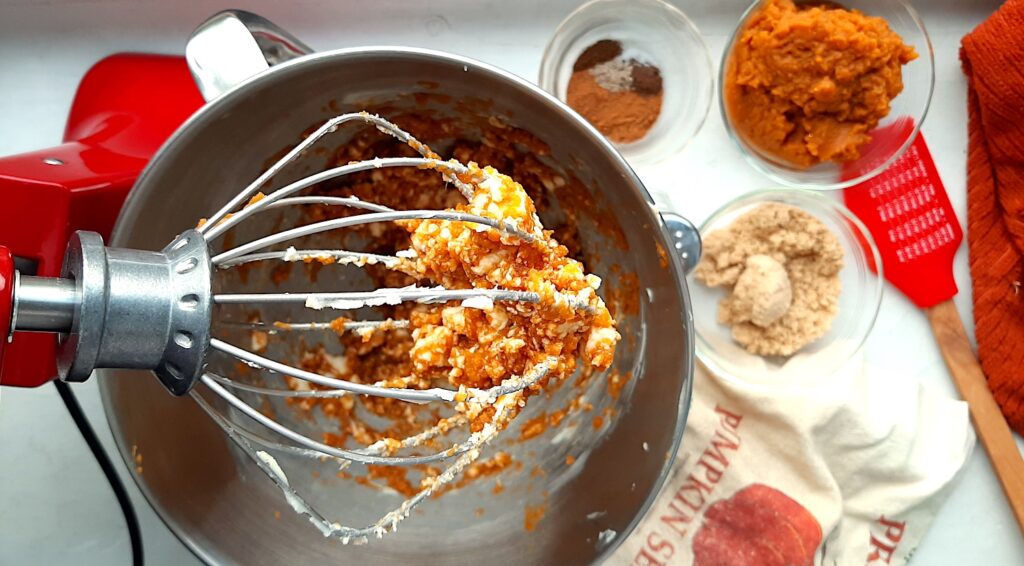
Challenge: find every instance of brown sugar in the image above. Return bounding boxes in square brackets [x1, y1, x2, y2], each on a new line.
[723, 0, 917, 167]
[694, 203, 844, 356]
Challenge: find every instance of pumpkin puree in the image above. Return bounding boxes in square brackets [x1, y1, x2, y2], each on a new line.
[724, 0, 917, 168]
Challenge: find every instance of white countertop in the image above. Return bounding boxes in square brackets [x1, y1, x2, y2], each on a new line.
[1, 0, 1021, 564]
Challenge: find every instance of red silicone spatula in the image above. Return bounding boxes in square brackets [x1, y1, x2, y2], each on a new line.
[843, 127, 1024, 533]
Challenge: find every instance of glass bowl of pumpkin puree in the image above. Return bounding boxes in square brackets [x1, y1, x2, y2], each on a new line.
[720, 0, 933, 190]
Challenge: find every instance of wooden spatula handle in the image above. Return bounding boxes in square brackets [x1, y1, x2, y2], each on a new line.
[926, 299, 1024, 532]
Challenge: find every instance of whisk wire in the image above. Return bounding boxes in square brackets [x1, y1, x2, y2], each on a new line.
[211, 208, 535, 265]
[200, 112, 476, 241]
[217, 249, 403, 269]
[201, 375, 469, 465]
[210, 337, 457, 403]
[201, 113, 450, 239]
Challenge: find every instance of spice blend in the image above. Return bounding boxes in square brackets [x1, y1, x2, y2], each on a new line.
[694, 203, 844, 356]
[566, 39, 663, 143]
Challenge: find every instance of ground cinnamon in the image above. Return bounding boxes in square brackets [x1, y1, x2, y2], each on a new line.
[566, 40, 663, 144]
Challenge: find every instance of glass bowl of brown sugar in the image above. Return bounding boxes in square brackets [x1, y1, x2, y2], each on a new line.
[539, 0, 714, 164]
[687, 189, 884, 386]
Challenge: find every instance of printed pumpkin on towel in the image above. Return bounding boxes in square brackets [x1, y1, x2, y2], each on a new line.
[694, 484, 821, 566]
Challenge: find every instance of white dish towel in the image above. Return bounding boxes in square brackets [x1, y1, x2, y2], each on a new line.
[611, 354, 975, 565]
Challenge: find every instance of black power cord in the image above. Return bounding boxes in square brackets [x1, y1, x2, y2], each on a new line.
[54, 380, 144, 566]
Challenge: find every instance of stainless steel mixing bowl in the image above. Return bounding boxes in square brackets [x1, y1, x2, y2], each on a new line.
[97, 11, 696, 565]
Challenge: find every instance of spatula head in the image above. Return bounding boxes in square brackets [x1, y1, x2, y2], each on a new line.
[843, 124, 963, 308]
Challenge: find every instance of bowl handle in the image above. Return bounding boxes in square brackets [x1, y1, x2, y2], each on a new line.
[186, 10, 313, 102]
[648, 188, 701, 274]
[660, 212, 702, 275]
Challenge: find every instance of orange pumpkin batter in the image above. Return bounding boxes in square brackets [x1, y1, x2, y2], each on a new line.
[724, 0, 917, 168]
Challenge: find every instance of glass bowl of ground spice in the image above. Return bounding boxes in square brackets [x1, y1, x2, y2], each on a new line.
[539, 0, 713, 163]
[720, 0, 934, 190]
[688, 189, 884, 385]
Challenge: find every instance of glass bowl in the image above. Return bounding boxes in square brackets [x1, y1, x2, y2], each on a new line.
[720, 0, 935, 190]
[688, 189, 883, 386]
[539, 0, 713, 164]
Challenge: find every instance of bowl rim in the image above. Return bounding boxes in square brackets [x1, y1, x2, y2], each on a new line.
[717, 0, 936, 191]
[538, 0, 715, 163]
[690, 188, 885, 390]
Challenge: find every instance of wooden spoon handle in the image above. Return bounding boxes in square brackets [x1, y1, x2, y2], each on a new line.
[926, 299, 1024, 532]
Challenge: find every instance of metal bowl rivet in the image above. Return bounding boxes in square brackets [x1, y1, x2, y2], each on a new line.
[42, 157, 65, 166]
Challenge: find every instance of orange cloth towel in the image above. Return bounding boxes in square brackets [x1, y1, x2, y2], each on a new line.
[962, 0, 1024, 434]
